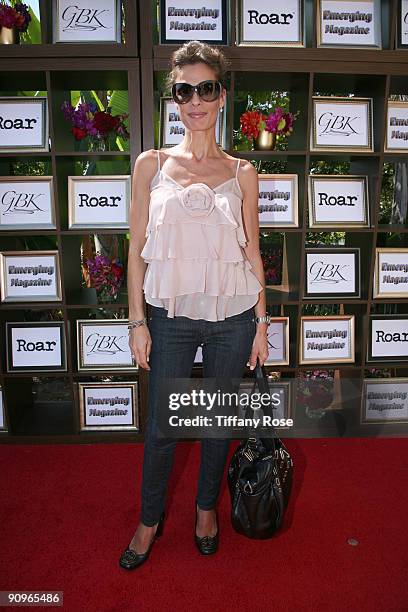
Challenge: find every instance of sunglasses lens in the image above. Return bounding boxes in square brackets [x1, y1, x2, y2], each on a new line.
[172, 81, 221, 104]
[173, 83, 193, 104]
[198, 81, 220, 101]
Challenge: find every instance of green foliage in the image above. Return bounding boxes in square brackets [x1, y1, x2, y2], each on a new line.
[378, 163, 396, 224]
[9, 160, 51, 175]
[306, 232, 345, 246]
[302, 303, 341, 316]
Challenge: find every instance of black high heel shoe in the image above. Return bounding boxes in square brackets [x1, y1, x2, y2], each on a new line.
[119, 511, 165, 570]
[194, 503, 219, 555]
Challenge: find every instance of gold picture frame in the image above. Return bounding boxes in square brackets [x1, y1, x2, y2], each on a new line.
[299, 315, 355, 365]
[78, 381, 139, 432]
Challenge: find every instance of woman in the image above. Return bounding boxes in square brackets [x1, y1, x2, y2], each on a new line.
[119, 40, 269, 570]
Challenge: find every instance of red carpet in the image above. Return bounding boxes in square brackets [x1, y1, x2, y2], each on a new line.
[0, 438, 407, 612]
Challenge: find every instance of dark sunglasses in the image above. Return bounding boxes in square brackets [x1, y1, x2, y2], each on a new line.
[172, 80, 222, 104]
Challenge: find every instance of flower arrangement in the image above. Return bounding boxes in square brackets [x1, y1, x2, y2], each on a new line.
[0, 2, 31, 32]
[239, 110, 266, 140]
[261, 250, 282, 285]
[260, 233, 283, 285]
[296, 370, 334, 419]
[61, 101, 129, 150]
[240, 107, 297, 141]
[85, 253, 124, 302]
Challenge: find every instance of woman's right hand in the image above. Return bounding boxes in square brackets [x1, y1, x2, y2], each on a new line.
[129, 325, 152, 371]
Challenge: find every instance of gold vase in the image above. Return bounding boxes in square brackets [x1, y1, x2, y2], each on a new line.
[0, 26, 19, 44]
[254, 130, 276, 151]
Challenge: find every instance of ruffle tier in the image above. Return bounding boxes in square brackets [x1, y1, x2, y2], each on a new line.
[145, 293, 259, 321]
[143, 259, 262, 299]
[141, 222, 246, 262]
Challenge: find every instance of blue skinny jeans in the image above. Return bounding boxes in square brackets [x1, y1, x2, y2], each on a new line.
[140, 304, 256, 526]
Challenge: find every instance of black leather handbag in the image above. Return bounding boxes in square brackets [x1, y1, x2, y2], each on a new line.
[227, 360, 294, 539]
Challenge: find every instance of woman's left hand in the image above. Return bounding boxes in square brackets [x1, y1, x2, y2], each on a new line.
[247, 325, 269, 369]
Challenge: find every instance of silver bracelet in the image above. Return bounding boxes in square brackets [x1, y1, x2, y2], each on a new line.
[127, 318, 147, 329]
[255, 314, 271, 324]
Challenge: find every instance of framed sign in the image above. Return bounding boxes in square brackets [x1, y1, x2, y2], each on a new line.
[159, 0, 227, 44]
[0, 386, 8, 432]
[0, 251, 62, 303]
[396, 0, 408, 48]
[77, 319, 138, 371]
[361, 378, 408, 424]
[373, 248, 408, 299]
[367, 315, 408, 363]
[299, 315, 355, 364]
[159, 97, 226, 148]
[68, 176, 131, 229]
[6, 321, 67, 373]
[237, 380, 292, 430]
[236, 0, 304, 47]
[78, 381, 139, 432]
[258, 174, 299, 228]
[310, 97, 373, 152]
[308, 175, 370, 228]
[265, 317, 290, 366]
[0, 97, 48, 153]
[52, 0, 122, 43]
[317, 0, 382, 49]
[304, 248, 361, 299]
[0, 177, 56, 230]
[384, 101, 408, 152]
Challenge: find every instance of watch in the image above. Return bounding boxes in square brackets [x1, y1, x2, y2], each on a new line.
[255, 314, 271, 324]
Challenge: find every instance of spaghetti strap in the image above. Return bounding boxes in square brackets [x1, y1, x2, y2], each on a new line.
[235, 158, 241, 178]
[157, 149, 161, 173]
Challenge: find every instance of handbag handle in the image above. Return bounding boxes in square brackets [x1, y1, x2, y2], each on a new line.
[247, 358, 278, 449]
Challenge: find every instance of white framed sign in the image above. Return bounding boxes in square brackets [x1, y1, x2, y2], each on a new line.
[368, 315, 408, 362]
[0, 251, 62, 303]
[159, 0, 227, 44]
[317, 0, 382, 49]
[0, 177, 56, 230]
[308, 175, 370, 228]
[361, 378, 408, 424]
[305, 248, 361, 298]
[52, 0, 122, 43]
[77, 319, 138, 371]
[310, 97, 373, 152]
[237, 380, 292, 430]
[384, 101, 408, 152]
[265, 317, 290, 365]
[68, 175, 130, 229]
[159, 97, 225, 148]
[236, 0, 304, 47]
[78, 381, 139, 431]
[6, 321, 67, 372]
[299, 315, 355, 364]
[396, 0, 408, 48]
[258, 174, 299, 228]
[0, 97, 49, 153]
[0, 386, 7, 432]
[373, 248, 408, 299]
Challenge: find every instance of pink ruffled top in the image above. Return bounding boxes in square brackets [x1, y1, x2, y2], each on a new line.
[140, 150, 262, 321]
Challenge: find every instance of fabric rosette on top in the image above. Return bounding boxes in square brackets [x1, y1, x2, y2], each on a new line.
[179, 183, 215, 217]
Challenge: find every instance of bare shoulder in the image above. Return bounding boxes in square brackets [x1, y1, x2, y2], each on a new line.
[235, 158, 258, 194]
[132, 148, 159, 185]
